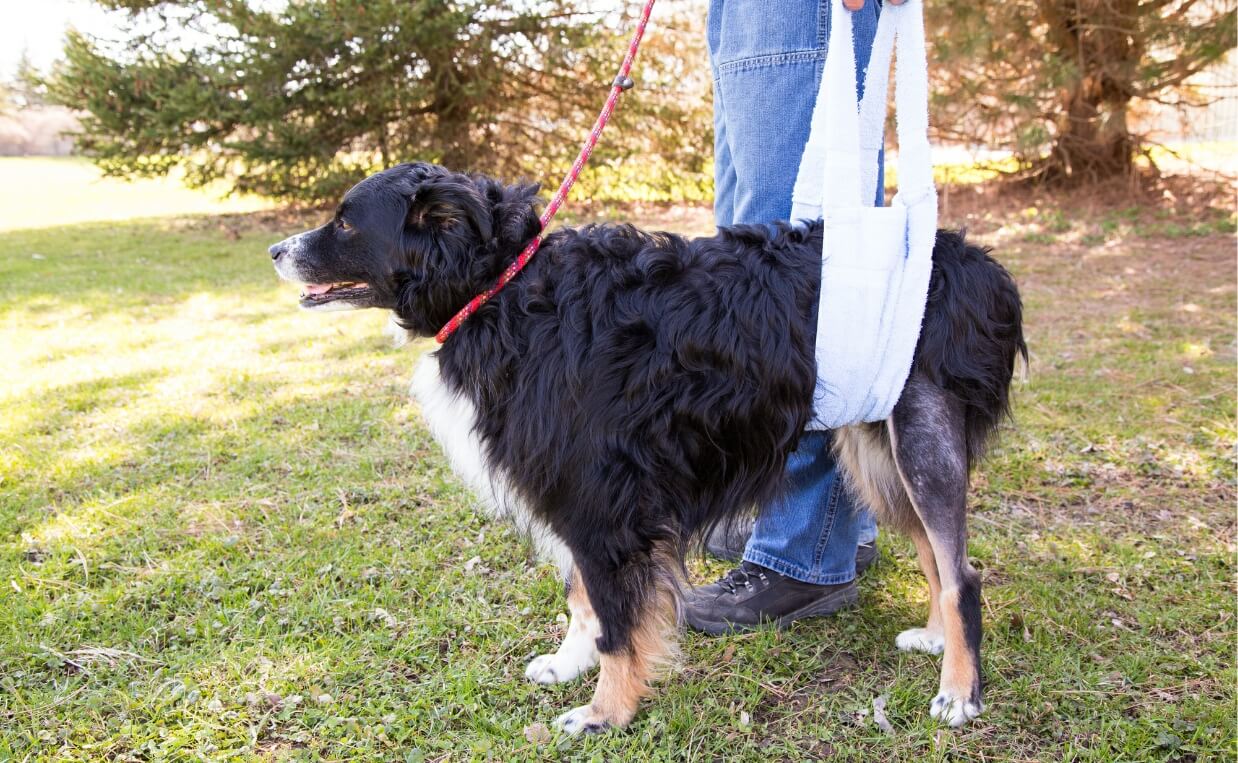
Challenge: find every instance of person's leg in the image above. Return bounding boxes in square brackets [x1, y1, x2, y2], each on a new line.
[857, 503, 878, 544]
[743, 431, 861, 584]
[689, 0, 881, 633]
[711, 0, 879, 224]
[687, 432, 870, 635]
[704, 436, 878, 569]
[707, 0, 737, 229]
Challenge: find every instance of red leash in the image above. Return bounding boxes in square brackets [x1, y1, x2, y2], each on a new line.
[436, 0, 657, 344]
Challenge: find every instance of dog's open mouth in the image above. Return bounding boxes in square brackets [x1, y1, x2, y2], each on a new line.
[298, 281, 371, 308]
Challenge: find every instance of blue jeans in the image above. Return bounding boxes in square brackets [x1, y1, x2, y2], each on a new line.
[708, 0, 880, 585]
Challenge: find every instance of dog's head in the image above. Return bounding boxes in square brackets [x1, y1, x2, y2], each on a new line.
[269, 162, 541, 334]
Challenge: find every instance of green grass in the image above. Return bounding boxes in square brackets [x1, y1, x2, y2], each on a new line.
[0, 158, 271, 232]
[1, 179, 1234, 761]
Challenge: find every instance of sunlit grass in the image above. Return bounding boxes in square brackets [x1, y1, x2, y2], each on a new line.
[0, 158, 273, 232]
[1141, 141, 1238, 174]
[0, 178, 1233, 760]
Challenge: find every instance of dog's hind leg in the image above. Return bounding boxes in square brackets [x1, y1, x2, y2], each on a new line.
[888, 373, 984, 727]
[553, 545, 678, 734]
[525, 566, 600, 684]
[834, 424, 944, 655]
[893, 527, 946, 655]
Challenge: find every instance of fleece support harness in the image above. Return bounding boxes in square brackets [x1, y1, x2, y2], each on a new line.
[791, 0, 938, 429]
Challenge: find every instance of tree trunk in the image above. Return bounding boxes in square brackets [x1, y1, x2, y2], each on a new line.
[427, 50, 476, 171]
[1037, 75, 1135, 185]
[435, 100, 474, 170]
[1030, 0, 1142, 186]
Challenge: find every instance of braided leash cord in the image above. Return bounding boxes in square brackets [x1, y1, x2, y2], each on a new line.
[435, 0, 656, 344]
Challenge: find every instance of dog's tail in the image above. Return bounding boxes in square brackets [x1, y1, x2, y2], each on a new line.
[916, 230, 1028, 470]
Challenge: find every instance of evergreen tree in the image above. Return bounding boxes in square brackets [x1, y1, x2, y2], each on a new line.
[46, 0, 710, 203]
[12, 50, 47, 109]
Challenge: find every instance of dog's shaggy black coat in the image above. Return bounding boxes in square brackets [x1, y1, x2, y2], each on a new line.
[270, 162, 1026, 726]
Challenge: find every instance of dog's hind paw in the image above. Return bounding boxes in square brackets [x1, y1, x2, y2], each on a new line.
[554, 705, 612, 735]
[929, 691, 983, 727]
[895, 627, 945, 655]
[525, 651, 596, 685]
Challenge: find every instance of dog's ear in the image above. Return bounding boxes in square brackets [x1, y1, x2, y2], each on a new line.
[408, 175, 494, 241]
[493, 182, 542, 246]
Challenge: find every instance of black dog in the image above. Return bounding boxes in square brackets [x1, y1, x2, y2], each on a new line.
[269, 162, 1026, 733]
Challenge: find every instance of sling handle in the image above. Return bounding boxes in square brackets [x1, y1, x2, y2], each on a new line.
[798, 0, 934, 217]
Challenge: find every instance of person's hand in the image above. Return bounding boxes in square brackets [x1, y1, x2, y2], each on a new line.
[843, 0, 907, 9]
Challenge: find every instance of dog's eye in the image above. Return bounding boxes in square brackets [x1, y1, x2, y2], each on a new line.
[337, 219, 353, 233]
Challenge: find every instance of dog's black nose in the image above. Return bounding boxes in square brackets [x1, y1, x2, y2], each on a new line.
[269, 243, 285, 260]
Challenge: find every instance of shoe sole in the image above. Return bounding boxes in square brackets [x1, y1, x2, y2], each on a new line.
[685, 582, 859, 636]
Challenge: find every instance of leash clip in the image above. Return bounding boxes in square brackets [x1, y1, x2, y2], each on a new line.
[613, 75, 635, 91]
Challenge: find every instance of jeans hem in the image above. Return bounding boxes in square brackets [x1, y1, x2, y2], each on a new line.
[743, 548, 856, 586]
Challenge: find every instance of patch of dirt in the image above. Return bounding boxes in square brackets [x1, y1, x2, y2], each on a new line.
[938, 172, 1233, 234]
[810, 650, 863, 696]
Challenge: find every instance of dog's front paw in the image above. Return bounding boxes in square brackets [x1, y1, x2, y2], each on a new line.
[525, 650, 596, 685]
[895, 627, 945, 655]
[554, 704, 613, 735]
[929, 691, 983, 727]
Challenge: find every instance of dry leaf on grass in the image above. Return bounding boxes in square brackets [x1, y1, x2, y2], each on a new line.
[523, 722, 551, 744]
[371, 608, 399, 628]
[873, 695, 894, 734]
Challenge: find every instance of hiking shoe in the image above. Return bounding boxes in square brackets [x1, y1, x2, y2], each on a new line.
[704, 517, 879, 577]
[855, 540, 878, 575]
[683, 561, 858, 635]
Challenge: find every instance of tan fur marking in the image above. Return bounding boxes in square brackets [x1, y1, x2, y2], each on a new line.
[588, 651, 652, 727]
[560, 549, 680, 731]
[912, 530, 943, 632]
[567, 568, 596, 629]
[937, 587, 977, 695]
[835, 424, 920, 534]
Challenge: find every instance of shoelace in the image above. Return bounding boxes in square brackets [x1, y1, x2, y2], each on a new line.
[718, 564, 770, 594]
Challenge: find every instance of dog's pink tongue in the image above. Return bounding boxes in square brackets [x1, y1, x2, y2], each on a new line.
[303, 283, 333, 296]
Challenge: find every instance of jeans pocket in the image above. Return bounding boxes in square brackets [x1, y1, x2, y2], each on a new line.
[710, 0, 828, 71]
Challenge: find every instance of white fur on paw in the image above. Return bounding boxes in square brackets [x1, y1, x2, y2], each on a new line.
[930, 691, 983, 727]
[896, 627, 945, 655]
[554, 705, 610, 735]
[524, 651, 596, 685]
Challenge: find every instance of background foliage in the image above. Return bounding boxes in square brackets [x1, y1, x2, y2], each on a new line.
[928, 0, 1236, 184]
[44, 0, 712, 204]
[36, 0, 1238, 201]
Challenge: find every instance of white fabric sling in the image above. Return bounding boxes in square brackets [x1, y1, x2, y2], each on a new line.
[791, 0, 937, 430]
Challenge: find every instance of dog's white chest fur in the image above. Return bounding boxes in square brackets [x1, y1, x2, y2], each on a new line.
[411, 353, 572, 577]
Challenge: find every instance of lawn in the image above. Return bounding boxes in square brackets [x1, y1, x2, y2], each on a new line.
[1, 160, 1234, 761]
[0, 158, 271, 232]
